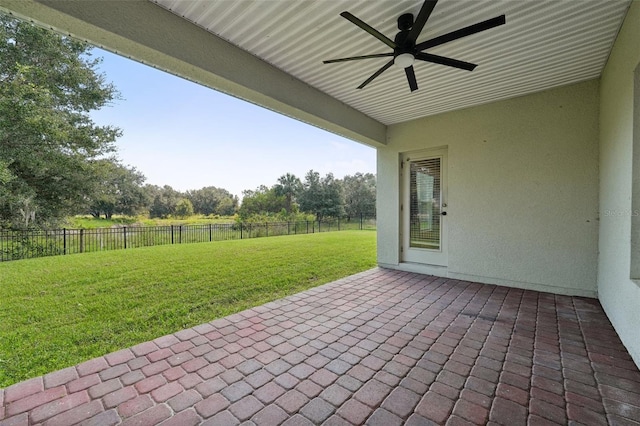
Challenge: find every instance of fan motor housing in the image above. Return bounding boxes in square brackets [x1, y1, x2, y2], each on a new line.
[396, 13, 416, 49]
[398, 13, 414, 31]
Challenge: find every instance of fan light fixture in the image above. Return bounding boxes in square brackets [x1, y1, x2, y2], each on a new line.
[394, 53, 415, 68]
[323, 0, 506, 92]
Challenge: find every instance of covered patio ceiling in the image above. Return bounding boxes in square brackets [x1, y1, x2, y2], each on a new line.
[153, 0, 630, 125]
[0, 0, 632, 148]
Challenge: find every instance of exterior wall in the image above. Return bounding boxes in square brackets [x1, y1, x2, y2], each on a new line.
[598, 1, 640, 366]
[379, 80, 600, 297]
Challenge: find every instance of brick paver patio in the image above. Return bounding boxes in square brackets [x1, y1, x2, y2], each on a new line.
[1, 268, 640, 425]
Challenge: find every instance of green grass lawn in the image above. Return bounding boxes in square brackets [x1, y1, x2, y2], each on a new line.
[0, 231, 376, 388]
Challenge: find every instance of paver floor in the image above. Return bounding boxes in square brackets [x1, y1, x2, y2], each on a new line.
[1, 268, 640, 425]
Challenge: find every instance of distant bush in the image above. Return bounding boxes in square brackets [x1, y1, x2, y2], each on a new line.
[235, 212, 315, 224]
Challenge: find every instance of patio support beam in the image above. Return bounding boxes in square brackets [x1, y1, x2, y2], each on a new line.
[0, 0, 387, 148]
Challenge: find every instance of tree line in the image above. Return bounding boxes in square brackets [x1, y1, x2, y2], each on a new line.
[239, 171, 375, 222]
[0, 15, 376, 229]
[87, 167, 376, 223]
[73, 165, 375, 223]
[85, 168, 240, 221]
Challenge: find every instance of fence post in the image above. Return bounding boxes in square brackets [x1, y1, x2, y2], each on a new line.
[171, 225, 174, 244]
[306, 221, 309, 234]
[209, 224, 212, 242]
[123, 227, 127, 249]
[266, 222, 268, 237]
[240, 223, 243, 240]
[179, 225, 182, 244]
[288, 221, 290, 235]
[63, 228, 67, 255]
[79, 229, 84, 253]
[360, 213, 363, 230]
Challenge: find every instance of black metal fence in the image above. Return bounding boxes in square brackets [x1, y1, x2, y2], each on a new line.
[0, 214, 376, 262]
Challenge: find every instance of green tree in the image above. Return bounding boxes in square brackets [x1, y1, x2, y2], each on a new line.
[187, 186, 238, 216]
[0, 160, 15, 227]
[342, 172, 376, 218]
[87, 160, 147, 219]
[274, 173, 301, 214]
[238, 185, 287, 220]
[0, 15, 121, 227]
[148, 185, 182, 219]
[297, 170, 323, 219]
[320, 173, 345, 219]
[216, 196, 238, 216]
[298, 170, 345, 220]
[174, 198, 194, 219]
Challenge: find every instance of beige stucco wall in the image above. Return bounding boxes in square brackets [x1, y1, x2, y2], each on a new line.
[379, 80, 600, 297]
[598, 1, 640, 366]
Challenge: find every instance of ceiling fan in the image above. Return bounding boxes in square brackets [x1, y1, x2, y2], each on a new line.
[323, 0, 506, 92]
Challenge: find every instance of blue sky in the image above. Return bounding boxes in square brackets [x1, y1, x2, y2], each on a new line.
[89, 49, 376, 198]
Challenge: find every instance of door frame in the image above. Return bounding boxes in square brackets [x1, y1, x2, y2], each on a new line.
[400, 147, 449, 267]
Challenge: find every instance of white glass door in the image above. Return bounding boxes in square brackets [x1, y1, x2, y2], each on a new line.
[402, 149, 448, 266]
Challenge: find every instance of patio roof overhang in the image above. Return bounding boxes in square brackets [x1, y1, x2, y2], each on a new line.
[0, 0, 631, 149]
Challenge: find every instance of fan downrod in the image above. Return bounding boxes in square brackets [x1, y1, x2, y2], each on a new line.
[396, 13, 416, 50]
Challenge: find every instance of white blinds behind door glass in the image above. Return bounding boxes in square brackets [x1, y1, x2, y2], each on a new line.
[409, 158, 441, 249]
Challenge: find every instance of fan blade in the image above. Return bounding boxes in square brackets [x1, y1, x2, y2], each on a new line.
[416, 52, 477, 71]
[340, 12, 397, 49]
[415, 15, 506, 51]
[405, 66, 418, 92]
[358, 60, 394, 89]
[406, 0, 438, 45]
[323, 53, 393, 64]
